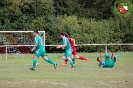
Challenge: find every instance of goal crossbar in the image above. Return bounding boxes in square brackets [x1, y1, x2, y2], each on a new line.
[0, 31, 45, 33]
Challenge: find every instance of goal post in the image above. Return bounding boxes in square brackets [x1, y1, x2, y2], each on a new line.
[0, 31, 45, 59]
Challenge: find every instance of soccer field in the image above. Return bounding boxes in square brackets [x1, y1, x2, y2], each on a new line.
[0, 52, 133, 88]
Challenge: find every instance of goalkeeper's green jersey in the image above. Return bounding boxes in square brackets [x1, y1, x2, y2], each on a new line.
[102, 54, 116, 67]
[34, 35, 44, 50]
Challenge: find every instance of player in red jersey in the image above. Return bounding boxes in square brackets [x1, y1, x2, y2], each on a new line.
[62, 34, 89, 66]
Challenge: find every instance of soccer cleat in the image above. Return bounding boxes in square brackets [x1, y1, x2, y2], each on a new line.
[62, 63, 68, 66]
[85, 57, 89, 63]
[97, 57, 99, 61]
[29, 67, 35, 71]
[114, 57, 116, 62]
[98, 63, 102, 67]
[54, 63, 57, 69]
[71, 66, 75, 68]
[97, 57, 102, 64]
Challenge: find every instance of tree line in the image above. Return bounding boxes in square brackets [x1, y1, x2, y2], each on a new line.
[0, 0, 133, 52]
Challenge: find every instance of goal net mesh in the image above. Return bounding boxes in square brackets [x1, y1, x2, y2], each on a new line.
[0, 31, 45, 59]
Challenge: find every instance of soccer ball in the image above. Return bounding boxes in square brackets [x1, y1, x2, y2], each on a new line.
[36, 62, 39, 66]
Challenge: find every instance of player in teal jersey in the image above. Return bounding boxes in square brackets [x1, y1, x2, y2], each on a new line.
[56, 32, 75, 68]
[29, 31, 57, 71]
[97, 53, 118, 68]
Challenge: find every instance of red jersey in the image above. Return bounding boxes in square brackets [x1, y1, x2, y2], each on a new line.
[68, 37, 77, 55]
[68, 37, 75, 49]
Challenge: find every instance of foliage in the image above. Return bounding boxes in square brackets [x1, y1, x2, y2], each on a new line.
[0, 0, 133, 52]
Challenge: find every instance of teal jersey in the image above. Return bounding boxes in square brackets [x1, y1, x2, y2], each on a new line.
[102, 54, 117, 67]
[62, 37, 72, 50]
[34, 35, 44, 50]
[103, 59, 115, 67]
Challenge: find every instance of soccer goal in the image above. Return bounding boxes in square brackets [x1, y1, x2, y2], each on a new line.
[0, 31, 45, 59]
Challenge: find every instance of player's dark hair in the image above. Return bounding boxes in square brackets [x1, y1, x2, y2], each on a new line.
[65, 33, 69, 38]
[60, 32, 65, 36]
[34, 30, 39, 34]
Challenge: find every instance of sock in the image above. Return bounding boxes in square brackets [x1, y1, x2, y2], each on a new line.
[65, 59, 68, 64]
[32, 59, 37, 69]
[72, 58, 75, 64]
[69, 59, 74, 67]
[102, 61, 105, 66]
[46, 58, 55, 65]
[79, 56, 86, 60]
[72, 58, 75, 61]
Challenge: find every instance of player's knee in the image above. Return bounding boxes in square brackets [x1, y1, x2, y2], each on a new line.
[67, 57, 71, 60]
[34, 56, 38, 59]
[62, 57, 66, 60]
[75, 55, 79, 58]
[43, 56, 48, 61]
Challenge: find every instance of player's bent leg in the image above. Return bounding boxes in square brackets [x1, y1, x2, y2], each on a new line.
[73, 48, 89, 63]
[100, 61, 105, 67]
[43, 56, 57, 69]
[71, 55, 75, 64]
[62, 56, 68, 66]
[97, 54, 103, 67]
[72, 51, 77, 63]
[29, 56, 38, 71]
[114, 55, 118, 62]
[97, 57, 104, 67]
[97, 57, 102, 63]
[29, 49, 41, 71]
[65, 49, 75, 68]
[74, 55, 79, 58]
[65, 59, 68, 64]
[75, 55, 89, 62]
[67, 57, 75, 68]
[62, 56, 66, 60]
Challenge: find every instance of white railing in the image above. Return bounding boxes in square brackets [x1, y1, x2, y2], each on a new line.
[0, 43, 133, 59]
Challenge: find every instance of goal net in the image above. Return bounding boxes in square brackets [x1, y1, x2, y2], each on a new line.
[0, 31, 45, 59]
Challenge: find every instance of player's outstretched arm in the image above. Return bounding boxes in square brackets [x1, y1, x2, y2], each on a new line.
[56, 44, 66, 49]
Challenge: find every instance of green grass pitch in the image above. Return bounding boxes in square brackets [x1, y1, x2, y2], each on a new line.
[0, 52, 133, 88]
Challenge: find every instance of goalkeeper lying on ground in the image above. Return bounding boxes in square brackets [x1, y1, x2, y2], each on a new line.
[97, 53, 118, 68]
